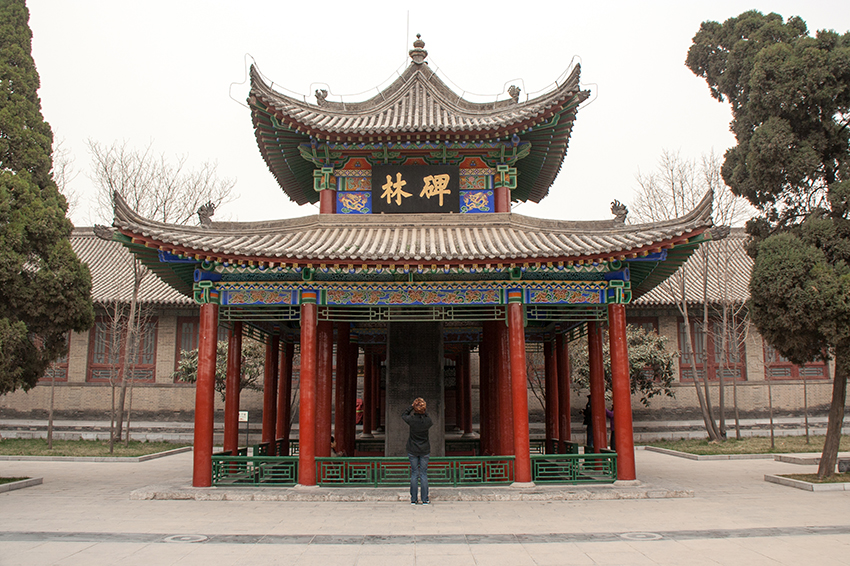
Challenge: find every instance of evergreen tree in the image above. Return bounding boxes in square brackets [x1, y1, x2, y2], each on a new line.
[0, 0, 94, 394]
[687, 11, 850, 477]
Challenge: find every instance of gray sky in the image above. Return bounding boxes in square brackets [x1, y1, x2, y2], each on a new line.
[27, 0, 848, 227]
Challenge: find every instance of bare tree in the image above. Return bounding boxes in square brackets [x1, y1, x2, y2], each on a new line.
[89, 139, 235, 225]
[51, 138, 80, 215]
[631, 150, 752, 442]
[89, 140, 236, 443]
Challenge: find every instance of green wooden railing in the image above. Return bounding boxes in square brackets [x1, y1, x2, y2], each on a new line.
[211, 451, 617, 487]
[316, 456, 514, 487]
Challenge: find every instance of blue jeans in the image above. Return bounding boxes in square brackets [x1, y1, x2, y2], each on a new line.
[408, 453, 429, 503]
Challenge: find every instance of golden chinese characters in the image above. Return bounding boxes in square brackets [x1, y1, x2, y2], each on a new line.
[420, 174, 452, 206]
[381, 173, 411, 205]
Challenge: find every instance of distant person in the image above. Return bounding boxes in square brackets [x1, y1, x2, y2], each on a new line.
[583, 396, 593, 450]
[606, 407, 615, 451]
[402, 397, 433, 505]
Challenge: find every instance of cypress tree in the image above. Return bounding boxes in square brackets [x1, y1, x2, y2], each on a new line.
[0, 0, 94, 394]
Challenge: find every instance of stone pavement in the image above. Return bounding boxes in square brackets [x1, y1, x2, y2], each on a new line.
[1, 449, 849, 565]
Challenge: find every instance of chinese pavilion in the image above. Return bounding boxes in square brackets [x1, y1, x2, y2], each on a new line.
[112, 37, 717, 488]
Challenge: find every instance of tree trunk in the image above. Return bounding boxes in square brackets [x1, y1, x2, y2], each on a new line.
[803, 373, 810, 444]
[109, 382, 115, 454]
[681, 294, 720, 441]
[817, 347, 848, 479]
[733, 373, 741, 440]
[114, 261, 143, 442]
[47, 371, 55, 450]
[767, 374, 775, 449]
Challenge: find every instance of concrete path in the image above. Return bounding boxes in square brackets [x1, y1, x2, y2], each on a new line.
[1, 449, 848, 565]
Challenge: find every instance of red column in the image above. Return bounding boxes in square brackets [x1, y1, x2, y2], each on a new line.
[277, 341, 294, 447]
[316, 320, 333, 457]
[362, 351, 374, 438]
[508, 301, 531, 484]
[588, 321, 608, 453]
[334, 322, 350, 455]
[454, 355, 463, 430]
[299, 301, 318, 486]
[345, 341, 358, 454]
[461, 345, 473, 436]
[609, 303, 636, 480]
[543, 340, 558, 452]
[496, 320, 514, 455]
[261, 334, 279, 455]
[193, 302, 218, 487]
[556, 334, 572, 447]
[494, 186, 510, 212]
[479, 322, 494, 454]
[371, 354, 381, 433]
[319, 188, 336, 214]
[223, 321, 243, 455]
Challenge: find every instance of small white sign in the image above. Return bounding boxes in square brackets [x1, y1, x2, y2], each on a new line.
[238, 411, 249, 423]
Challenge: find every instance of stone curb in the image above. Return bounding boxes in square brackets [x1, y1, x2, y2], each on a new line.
[130, 484, 694, 502]
[0, 477, 43, 493]
[764, 474, 850, 492]
[643, 446, 775, 460]
[0, 446, 191, 463]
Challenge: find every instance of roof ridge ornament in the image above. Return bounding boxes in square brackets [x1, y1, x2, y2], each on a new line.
[611, 200, 628, 223]
[409, 34, 428, 65]
[508, 85, 521, 103]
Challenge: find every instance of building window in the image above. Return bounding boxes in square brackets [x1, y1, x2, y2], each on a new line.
[174, 317, 228, 380]
[39, 333, 71, 383]
[763, 343, 827, 380]
[87, 317, 158, 383]
[627, 316, 659, 334]
[678, 319, 747, 381]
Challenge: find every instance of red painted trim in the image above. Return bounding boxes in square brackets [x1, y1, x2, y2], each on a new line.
[362, 352, 373, 435]
[298, 303, 318, 486]
[494, 186, 510, 212]
[461, 346, 473, 435]
[261, 336, 279, 455]
[117, 229, 707, 271]
[277, 342, 295, 443]
[334, 322, 351, 456]
[192, 303, 218, 487]
[508, 303, 532, 483]
[223, 322, 243, 455]
[316, 320, 334, 457]
[496, 321, 514, 456]
[588, 321, 608, 453]
[319, 189, 336, 214]
[543, 340, 558, 450]
[609, 303, 636, 480]
[556, 334, 572, 444]
[345, 341, 358, 455]
[479, 322, 493, 455]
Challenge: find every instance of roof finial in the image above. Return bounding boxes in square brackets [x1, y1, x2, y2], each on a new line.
[409, 34, 428, 65]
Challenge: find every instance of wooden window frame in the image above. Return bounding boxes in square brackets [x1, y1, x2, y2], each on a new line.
[763, 342, 828, 380]
[87, 316, 158, 383]
[678, 318, 747, 382]
[39, 333, 71, 383]
[174, 316, 228, 382]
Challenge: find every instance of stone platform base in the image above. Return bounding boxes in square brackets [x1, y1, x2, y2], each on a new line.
[131, 483, 693, 502]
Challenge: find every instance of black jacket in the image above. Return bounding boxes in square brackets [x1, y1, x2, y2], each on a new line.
[402, 406, 433, 456]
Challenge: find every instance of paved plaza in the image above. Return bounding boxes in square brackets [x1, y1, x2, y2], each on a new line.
[1, 448, 848, 565]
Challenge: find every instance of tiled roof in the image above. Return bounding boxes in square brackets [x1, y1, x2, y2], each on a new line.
[71, 228, 193, 306]
[635, 228, 751, 306]
[250, 63, 587, 140]
[113, 191, 714, 266]
[248, 37, 590, 206]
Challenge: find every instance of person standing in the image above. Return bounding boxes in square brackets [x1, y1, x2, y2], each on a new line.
[582, 396, 593, 450]
[402, 397, 433, 505]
